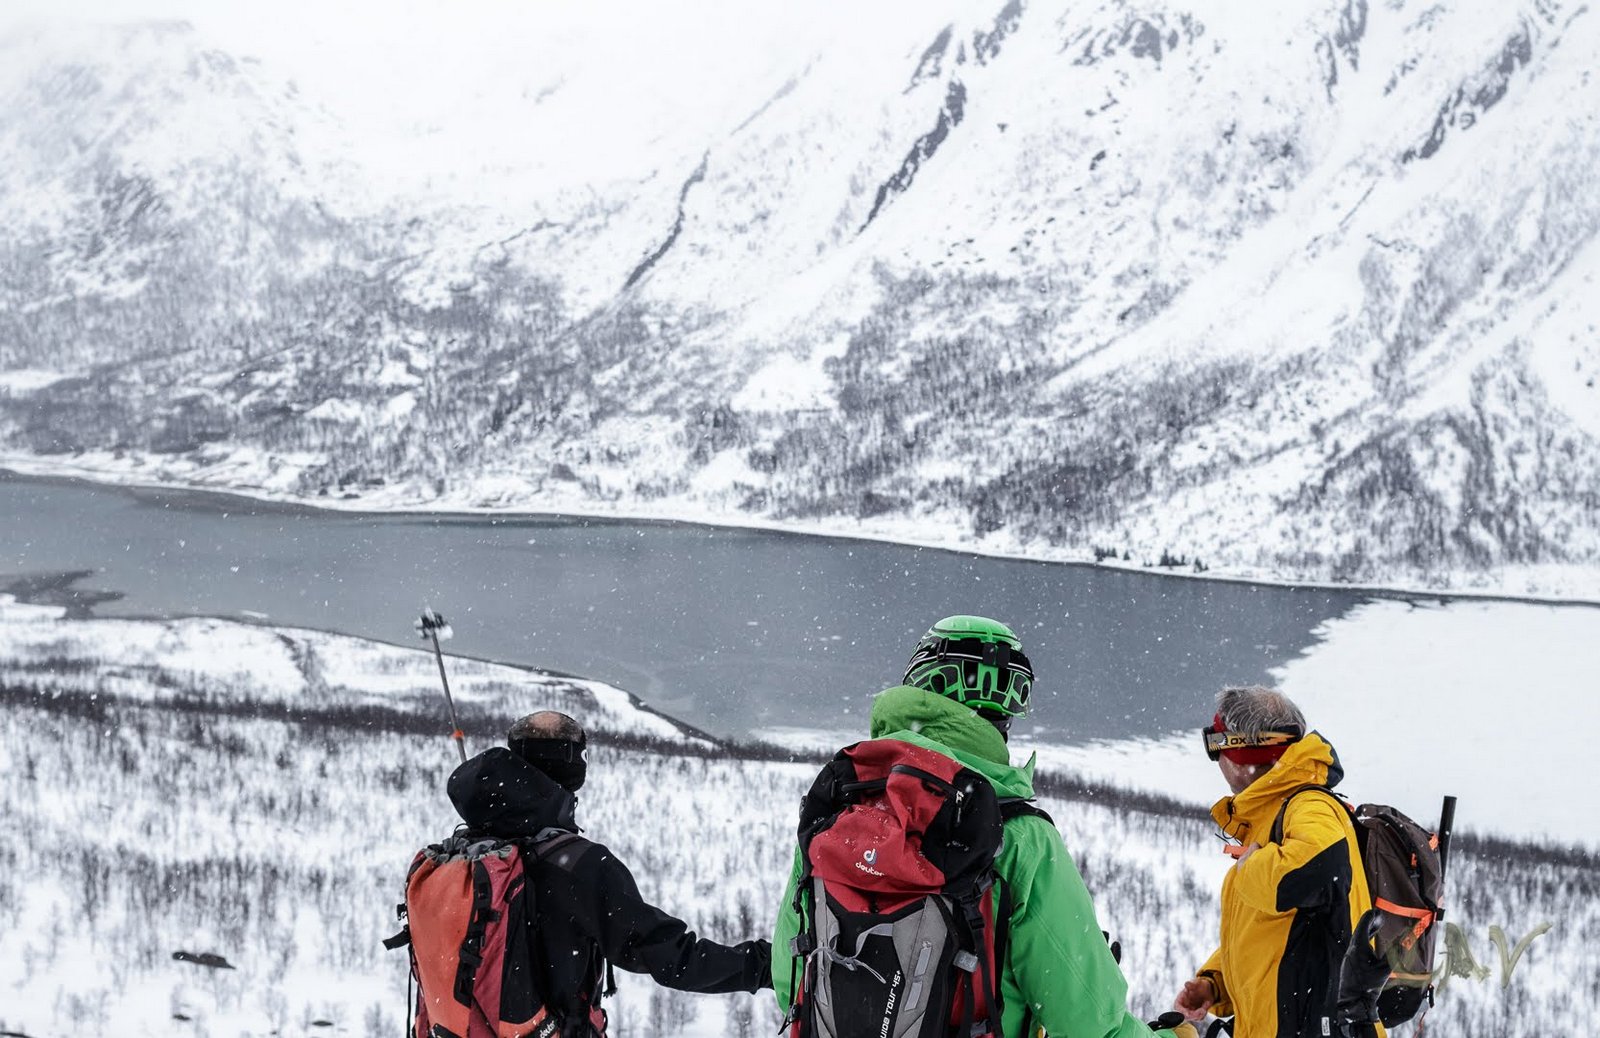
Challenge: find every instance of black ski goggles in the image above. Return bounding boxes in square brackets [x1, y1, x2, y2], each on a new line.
[511, 735, 589, 792]
[1200, 727, 1301, 761]
[903, 637, 1034, 716]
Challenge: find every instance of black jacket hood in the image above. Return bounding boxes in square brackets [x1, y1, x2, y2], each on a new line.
[448, 746, 578, 838]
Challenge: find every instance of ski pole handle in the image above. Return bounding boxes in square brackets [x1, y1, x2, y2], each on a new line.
[417, 609, 467, 763]
[1437, 795, 1457, 881]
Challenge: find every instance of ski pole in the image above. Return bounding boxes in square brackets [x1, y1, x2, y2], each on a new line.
[416, 608, 466, 763]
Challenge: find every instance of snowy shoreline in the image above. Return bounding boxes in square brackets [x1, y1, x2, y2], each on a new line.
[5, 457, 1598, 607]
[5, 586, 1594, 851]
[1023, 594, 1600, 851]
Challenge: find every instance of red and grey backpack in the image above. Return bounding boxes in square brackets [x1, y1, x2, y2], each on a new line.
[1270, 787, 1449, 1028]
[385, 830, 610, 1038]
[784, 739, 1042, 1038]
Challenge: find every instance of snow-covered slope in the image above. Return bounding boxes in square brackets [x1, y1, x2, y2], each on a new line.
[0, 593, 703, 747]
[2, 0, 1598, 596]
[2, 597, 1594, 1036]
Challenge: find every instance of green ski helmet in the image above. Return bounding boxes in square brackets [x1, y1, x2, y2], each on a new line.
[903, 615, 1033, 718]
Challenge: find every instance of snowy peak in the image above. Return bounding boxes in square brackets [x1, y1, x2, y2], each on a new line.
[1, 21, 325, 213]
[1, 0, 1597, 596]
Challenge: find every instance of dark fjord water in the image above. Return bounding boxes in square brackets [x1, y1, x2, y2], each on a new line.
[1, 472, 1370, 740]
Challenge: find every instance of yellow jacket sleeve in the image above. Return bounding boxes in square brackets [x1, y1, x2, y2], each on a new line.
[1196, 946, 1233, 1017]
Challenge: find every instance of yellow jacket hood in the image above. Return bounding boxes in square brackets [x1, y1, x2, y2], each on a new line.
[1210, 731, 1345, 845]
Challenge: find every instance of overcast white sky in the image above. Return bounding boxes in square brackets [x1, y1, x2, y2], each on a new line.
[0, 2, 940, 123]
[0, 1, 962, 199]
[2, 3, 733, 128]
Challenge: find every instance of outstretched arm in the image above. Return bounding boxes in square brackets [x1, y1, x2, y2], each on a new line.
[584, 844, 772, 994]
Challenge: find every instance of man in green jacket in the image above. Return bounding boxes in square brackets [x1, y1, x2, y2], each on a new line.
[772, 615, 1192, 1038]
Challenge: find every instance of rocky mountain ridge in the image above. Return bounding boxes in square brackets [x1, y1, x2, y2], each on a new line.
[1, 0, 1597, 597]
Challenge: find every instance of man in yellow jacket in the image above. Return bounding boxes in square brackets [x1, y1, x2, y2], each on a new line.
[1174, 686, 1384, 1038]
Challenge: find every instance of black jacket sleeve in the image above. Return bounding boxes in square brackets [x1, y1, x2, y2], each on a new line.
[579, 843, 772, 994]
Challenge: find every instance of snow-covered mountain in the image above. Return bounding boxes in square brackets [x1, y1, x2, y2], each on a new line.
[2, 0, 1597, 596]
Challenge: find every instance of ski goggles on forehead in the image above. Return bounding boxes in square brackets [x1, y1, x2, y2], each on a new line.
[1200, 727, 1301, 761]
[909, 636, 1034, 678]
[908, 636, 1030, 684]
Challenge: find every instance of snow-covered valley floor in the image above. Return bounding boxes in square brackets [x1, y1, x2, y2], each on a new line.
[1, 596, 1595, 1037]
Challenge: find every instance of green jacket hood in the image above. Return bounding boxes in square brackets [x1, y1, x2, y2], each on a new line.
[869, 685, 1036, 800]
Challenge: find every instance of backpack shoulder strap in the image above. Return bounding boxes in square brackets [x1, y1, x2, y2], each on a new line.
[1000, 798, 1054, 826]
[516, 830, 617, 1013]
[1269, 783, 1352, 844]
[992, 877, 1015, 1024]
[520, 830, 589, 868]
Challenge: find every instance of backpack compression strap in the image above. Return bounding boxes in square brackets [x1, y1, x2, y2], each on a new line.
[455, 858, 498, 1004]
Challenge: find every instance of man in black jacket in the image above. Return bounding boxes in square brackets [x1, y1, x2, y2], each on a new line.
[446, 710, 771, 1030]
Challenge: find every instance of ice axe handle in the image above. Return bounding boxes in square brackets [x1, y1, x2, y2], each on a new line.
[1437, 795, 1458, 881]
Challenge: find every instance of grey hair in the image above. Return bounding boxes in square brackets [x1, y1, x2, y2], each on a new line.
[1216, 686, 1305, 739]
[508, 710, 585, 743]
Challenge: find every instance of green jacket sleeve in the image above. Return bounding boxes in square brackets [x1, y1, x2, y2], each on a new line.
[1001, 815, 1183, 1038]
[772, 846, 804, 1011]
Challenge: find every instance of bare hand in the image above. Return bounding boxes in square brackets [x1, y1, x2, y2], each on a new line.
[1175, 977, 1215, 1022]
